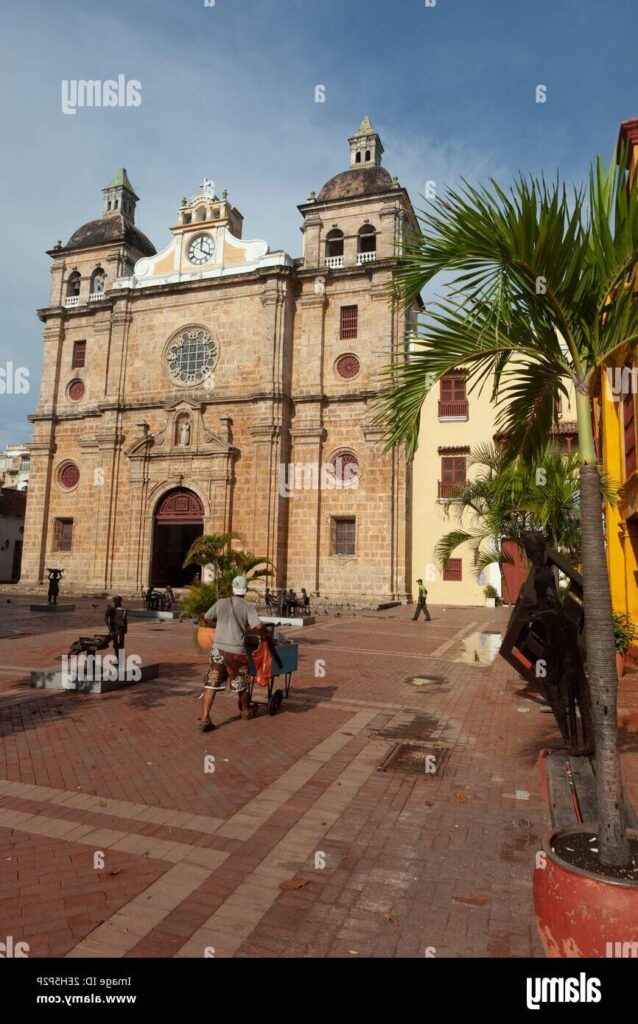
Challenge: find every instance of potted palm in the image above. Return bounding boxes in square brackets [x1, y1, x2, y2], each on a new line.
[483, 584, 498, 608]
[613, 611, 638, 680]
[180, 538, 274, 652]
[179, 581, 219, 652]
[378, 145, 638, 955]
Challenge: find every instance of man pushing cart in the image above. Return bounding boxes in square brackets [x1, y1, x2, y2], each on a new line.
[198, 575, 298, 732]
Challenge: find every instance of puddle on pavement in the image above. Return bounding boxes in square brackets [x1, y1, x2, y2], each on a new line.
[452, 630, 503, 665]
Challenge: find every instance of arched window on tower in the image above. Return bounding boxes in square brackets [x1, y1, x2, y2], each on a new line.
[196, 206, 207, 222]
[90, 267, 105, 300]
[355, 151, 362, 164]
[66, 271, 81, 297]
[357, 225, 376, 265]
[365, 149, 371, 162]
[325, 229, 344, 268]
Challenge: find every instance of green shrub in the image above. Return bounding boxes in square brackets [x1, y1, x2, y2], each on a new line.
[179, 582, 219, 625]
[612, 610, 638, 654]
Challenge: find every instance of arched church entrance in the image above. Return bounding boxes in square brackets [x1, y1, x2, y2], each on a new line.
[150, 488, 204, 587]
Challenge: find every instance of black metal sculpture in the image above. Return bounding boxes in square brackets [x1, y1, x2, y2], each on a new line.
[46, 567, 64, 605]
[500, 531, 593, 755]
[67, 597, 128, 659]
[105, 596, 128, 655]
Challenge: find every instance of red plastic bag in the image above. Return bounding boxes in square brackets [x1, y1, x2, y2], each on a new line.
[251, 641, 273, 687]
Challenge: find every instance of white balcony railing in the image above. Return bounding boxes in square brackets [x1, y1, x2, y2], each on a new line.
[88, 291, 105, 302]
[356, 251, 377, 265]
[64, 296, 80, 308]
[325, 255, 344, 269]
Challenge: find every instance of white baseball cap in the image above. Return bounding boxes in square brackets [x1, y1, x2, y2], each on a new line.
[232, 576, 248, 595]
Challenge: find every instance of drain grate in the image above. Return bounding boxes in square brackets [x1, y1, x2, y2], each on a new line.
[377, 741, 451, 776]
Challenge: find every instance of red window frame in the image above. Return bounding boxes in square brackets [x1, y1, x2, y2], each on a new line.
[340, 306, 358, 340]
[442, 558, 462, 582]
[440, 375, 466, 402]
[54, 518, 73, 551]
[72, 340, 86, 369]
[439, 456, 466, 499]
[333, 517, 356, 556]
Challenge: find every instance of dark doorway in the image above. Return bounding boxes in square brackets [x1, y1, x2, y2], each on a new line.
[150, 489, 204, 587]
[11, 540, 22, 582]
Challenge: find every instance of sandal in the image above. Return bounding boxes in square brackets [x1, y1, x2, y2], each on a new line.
[199, 720, 215, 732]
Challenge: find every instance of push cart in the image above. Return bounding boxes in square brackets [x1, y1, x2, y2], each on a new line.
[245, 639, 299, 716]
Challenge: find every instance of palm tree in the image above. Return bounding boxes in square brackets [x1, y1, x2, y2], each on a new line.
[434, 443, 575, 592]
[182, 531, 244, 585]
[378, 149, 638, 867]
[217, 549, 275, 598]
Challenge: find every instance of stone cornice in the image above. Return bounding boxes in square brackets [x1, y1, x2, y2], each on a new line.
[296, 292, 328, 309]
[110, 311, 133, 327]
[27, 440, 56, 455]
[297, 186, 410, 216]
[363, 425, 390, 442]
[28, 408, 103, 423]
[249, 424, 282, 441]
[290, 425, 327, 443]
[260, 288, 287, 308]
[295, 258, 396, 281]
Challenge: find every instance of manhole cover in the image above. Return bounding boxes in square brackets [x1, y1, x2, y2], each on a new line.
[377, 741, 451, 776]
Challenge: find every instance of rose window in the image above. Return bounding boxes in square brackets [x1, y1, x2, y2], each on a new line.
[166, 327, 217, 387]
[336, 354, 360, 379]
[68, 380, 85, 401]
[331, 452, 359, 486]
[59, 463, 80, 489]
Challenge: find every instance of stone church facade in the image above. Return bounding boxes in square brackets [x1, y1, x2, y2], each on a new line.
[21, 118, 419, 604]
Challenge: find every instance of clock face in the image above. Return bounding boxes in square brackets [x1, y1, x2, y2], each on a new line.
[188, 234, 214, 266]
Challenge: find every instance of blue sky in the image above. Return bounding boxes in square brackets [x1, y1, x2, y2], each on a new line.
[0, 0, 636, 446]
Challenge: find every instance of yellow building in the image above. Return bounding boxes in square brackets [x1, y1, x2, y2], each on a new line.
[599, 118, 638, 622]
[412, 369, 579, 607]
[412, 372, 501, 605]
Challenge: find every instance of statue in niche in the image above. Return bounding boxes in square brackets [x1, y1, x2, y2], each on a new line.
[178, 417, 191, 447]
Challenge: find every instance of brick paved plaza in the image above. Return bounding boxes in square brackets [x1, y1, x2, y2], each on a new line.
[1, 597, 637, 959]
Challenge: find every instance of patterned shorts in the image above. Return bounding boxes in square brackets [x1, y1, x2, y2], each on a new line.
[203, 647, 250, 694]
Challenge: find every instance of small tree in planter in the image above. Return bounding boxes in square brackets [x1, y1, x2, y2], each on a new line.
[483, 584, 499, 608]
[179, 581, 220, 651]
[180, 546, 274, 651]
[613, 611, 638, 679]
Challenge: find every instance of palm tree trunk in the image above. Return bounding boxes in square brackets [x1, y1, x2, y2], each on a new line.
[577, 393, 629, 866]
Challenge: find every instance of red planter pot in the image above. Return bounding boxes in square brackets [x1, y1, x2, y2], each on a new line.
[534, 825, 638, 957]
[196, 625, 215, 654]
[616, 651, 626, 681]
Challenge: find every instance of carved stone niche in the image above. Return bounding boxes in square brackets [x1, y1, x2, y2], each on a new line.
[151, 399, 236, 456]
[175, 412, 191, 447]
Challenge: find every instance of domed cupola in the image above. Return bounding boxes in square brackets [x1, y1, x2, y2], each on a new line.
[62, 168, 155, 257]
[316, 116, 395, 202]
